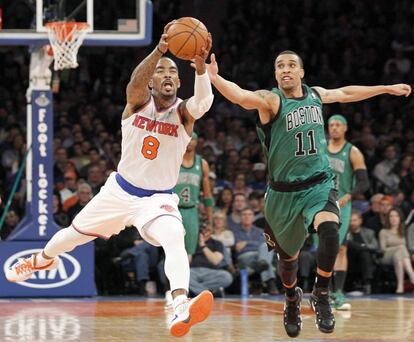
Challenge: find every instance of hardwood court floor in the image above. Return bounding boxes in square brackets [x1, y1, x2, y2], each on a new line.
[1, 294, 413, 341]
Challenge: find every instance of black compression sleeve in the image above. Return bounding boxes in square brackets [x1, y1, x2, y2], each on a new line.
[351, 169, 369, 196]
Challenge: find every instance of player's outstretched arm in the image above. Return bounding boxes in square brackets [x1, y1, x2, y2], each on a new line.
[122, 21, 175, 119]
[313, 84, 411, 104]
[206, 53, 271, 111]
[181, 33, 214, 125]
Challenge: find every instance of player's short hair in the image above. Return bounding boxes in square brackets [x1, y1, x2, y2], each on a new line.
[275, 50, 304, 68]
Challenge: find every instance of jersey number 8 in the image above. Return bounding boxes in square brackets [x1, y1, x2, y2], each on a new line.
[141, 136, 160, 160]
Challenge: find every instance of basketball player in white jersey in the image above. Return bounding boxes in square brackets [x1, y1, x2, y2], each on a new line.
[5, 21, 214, 338]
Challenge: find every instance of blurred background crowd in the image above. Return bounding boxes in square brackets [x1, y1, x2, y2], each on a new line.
[0, 0, 414, 296]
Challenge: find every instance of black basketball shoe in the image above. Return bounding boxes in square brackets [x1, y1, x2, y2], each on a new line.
[309, 288, 335, 333]
[283, 287, 303, 337]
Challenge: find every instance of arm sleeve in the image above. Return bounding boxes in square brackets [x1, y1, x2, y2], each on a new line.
[351, 169, 370, 196]
[185, 71, 214, 119]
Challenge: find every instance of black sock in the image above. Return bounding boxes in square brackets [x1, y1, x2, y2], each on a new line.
[333, 271, 346, 292]
[314, 273, 330, 293]
[285, 286, 296, 298]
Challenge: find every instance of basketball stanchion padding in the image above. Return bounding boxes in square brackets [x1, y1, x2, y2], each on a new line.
[45, 22, 89, 70]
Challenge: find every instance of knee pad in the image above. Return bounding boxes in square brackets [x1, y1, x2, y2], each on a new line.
[317, 221, 339, 272]
[277, 258, 298, 287]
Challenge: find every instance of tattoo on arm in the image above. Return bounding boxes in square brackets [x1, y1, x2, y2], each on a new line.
[130, 49, 162, 86]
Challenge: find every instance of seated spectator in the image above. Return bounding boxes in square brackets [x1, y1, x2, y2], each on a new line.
[189, 223, 233, 296]
[365, 194, 394, 238]
[120, 235, 160, 296]
[232, 172, 253, 198]
[214, 187, 233, 216]
[373, 144, 400, 193]
[211, 211, 235, 270]
[0, 209, 20, 240]
[227, 193, 247, 231]
[347, 209, 379, 295]
[406, 219, 414, 262]
[248, 163, 267, 192]
[233, 207, 277, 294]
[363, 193, 384, 229]
[379, 208, 414, 293]
[53, 191, 70, 228]
[59, 170, 78, 203]
[66, 183, 93, 221]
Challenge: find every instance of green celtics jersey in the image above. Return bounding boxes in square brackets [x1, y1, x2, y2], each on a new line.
[327, 142, 354, 197]
[256, 84, 332, 183]
[175, 154, 203, 207]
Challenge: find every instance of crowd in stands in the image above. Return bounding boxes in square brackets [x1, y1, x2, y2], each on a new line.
[1, 0, 414, 296]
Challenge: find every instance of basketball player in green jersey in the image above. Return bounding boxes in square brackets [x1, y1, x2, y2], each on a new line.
[327, 115, 369, 311]
[204, 50, 411, 337]
[175, 132, 214, 256]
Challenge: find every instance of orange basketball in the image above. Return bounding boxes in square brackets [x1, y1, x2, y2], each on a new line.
[167, 17, 208, 60]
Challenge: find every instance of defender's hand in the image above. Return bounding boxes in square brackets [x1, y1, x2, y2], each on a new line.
[387, 84, 412, 97]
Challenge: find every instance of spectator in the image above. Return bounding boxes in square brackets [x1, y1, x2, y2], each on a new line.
[373, 144, 400, 193]
[53, 191, 70, 228]
[248, 163, 267, 192]
[214, 187, 233, 216]
[379, 208, 414, 293]
[232, 172, 253, 198]
[0, 209, 20, 240]
[346, 209, 379, 295]
[227, 193, 247, 231]
[119, 235, 160, 296]
[211, 210, 235, 270]
[189, 223, 233, 296]
[365, 194, 394, 238]
[66, 183, 93, 221]
[59, 170, 78, 202]
[86, 162, 106, 195]
[233, 207, 277, 295]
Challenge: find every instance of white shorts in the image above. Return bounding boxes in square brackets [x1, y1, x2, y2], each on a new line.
[72, 172, 183, 246]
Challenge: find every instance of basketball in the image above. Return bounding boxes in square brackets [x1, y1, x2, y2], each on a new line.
[167, 17, 208, 60]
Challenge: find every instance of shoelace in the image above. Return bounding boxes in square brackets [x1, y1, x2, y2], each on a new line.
[316, 295, 333, 320]
[14, 258, 33, 275]
[285, 296, 301, 323]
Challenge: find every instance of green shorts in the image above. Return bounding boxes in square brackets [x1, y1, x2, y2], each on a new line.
[179, 206, 199, 255]
[264, 177, 339, 257]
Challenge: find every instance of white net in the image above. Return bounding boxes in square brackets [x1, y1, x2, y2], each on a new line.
[46, 22, 89, 71]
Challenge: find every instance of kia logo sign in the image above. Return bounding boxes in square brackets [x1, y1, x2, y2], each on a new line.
[3, 249, 81, 289]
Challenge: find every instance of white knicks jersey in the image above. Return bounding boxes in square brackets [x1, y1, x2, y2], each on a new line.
[117, 96, 191, 190]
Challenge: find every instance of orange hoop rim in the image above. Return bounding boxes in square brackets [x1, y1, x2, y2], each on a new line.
[45, 21, 90, 41]
[45, 21, 90, 30]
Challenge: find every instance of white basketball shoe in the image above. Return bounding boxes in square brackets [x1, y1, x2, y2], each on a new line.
[5, 253, 60, 282]
[169, 290, 213, 337]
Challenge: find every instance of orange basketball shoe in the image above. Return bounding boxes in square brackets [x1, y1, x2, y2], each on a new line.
[5, 253, 60, 282]
[169, 290, 214, 337]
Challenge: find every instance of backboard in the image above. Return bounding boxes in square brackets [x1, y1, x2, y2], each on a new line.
[0, 0, 152, 46]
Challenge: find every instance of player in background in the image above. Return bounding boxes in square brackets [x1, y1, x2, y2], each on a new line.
[5, 21, 214, 338]
[175, 132, 214, 257]
[327, 114, 369, 310]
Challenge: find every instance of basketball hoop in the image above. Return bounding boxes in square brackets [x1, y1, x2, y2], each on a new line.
[45, 21, 89, 71]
